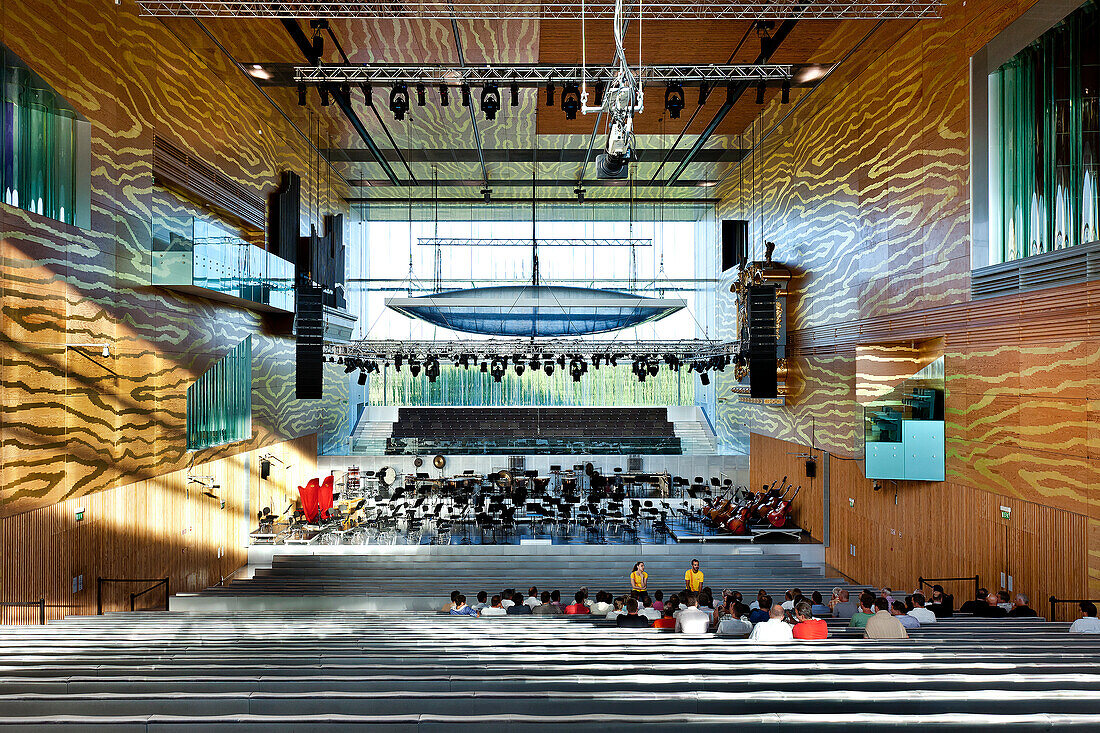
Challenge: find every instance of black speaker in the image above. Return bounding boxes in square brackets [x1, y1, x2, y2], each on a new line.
[749, 357, 778, 398]
[260, 459, 271, 480]
[722, 219, 748, 271]
[805, 459, 816, 479]
[296, 282, 324, 399]
[746, 284, 779, 357]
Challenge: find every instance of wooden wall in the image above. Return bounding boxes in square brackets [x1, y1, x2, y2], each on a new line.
[719, 0, 1100, 616]
[0, 434, 316, 623]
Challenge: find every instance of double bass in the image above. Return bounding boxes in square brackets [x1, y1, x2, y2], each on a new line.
[766, 485, 800, 528]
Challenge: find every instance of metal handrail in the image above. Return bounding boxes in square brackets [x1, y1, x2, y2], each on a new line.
[918, 575, 980, 604]
[97, 577, 170, 615]
[1048, 596, 1100, 623]
[0, 599, 46, 625]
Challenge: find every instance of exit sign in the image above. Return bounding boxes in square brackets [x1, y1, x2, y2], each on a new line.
[1000, 505, 1011, 520]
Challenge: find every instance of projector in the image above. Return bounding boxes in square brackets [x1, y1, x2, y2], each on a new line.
[596, 152, 629, 180]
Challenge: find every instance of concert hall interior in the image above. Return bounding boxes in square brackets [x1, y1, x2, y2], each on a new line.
[3, 0, 1100, 727]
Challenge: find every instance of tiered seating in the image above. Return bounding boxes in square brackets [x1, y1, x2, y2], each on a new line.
[3, 610, 1100, 728]
[386, 407, 681, 454]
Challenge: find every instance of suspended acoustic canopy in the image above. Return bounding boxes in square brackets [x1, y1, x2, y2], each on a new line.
[385, 285, 685, 337]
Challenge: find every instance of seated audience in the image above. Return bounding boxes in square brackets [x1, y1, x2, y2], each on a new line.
[606, 597, 625, 619]
[792, 600, 828, 639]
[616, 598, 652, 628]
[748, 604, 794, 642]
[831, 589, 858, 619]
[864, 596, 908, 638]
[907, 593, 936, 624]
[579, 587, 592, 608]
[564, 591, 591, 614]
[810, 591, 832, 618]
[974, 593, 1008, 618]
[449, 594, 477, 616]
[524, 586, 540, 608]
[997, 590, 1013, 612]
[781, 589, 796, 611]
[927, 585, 953, 617]
[479, 594, 506, 616]
[640, 595, 661, 622]
[442, 590, 460, 613]
[532, 591, 561, 615]
[697, 589, 715, 615]
[958, 588, 990, 615]
[847, 591, 876, 629]
[470, 591, 489, 613]
[716, 601, 753, 637]
[1007, 593, 1037, 618]
[675, 592, 711, 635]
[506, 592, 532, 614]
[500, 589, 516, 609]
[890, 601, 920, 630]
[590, 591, 613, 615]
[653, 607, 677, 629]
[550, 590, 563, 609]
[880, 587, 894, 605]
[749, 595, 772, 624]
[749, 589, 767, 611]
[1070, 602, 1100, 633]
[652, 590, 665, 612]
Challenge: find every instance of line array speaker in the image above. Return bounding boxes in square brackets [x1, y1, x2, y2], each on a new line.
[296, 282, 324, 399]
[748, 357, 778, 398]
[746, 284, 779, 357]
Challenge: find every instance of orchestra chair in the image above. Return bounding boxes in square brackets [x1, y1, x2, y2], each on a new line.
[297, 478, 321, 523]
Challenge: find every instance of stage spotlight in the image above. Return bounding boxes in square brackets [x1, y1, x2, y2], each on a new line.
[362, 83, 373, 106]
[529, 357, 540, 370]
[343, 360, 356, 374]
[574, 186, 585, 202]
[756, 81, 765, 105]
[297, 84, 308, 106]
[410, 361, 421, 378]
[461, 83, 471, 107]
[458, 354, 469, 369]
[480, 361, 488, 373]
[439, 85, 450, 106]
[557, 355, 566, 368]
[340, 82, 351, 99]
[546, 82, 555, 106]
[699, 372, 710, 386]
[781, 79, 791, 104]
[515, 363, 525, 377]
[698, 82, 710, 105]
[490, 359, 505, 383]
[648, 362, 659, 378]
[569, 359, 584, 382]
[390, 83, 409, 120]
[416, 83, 426, 106]
[592, 354, 601, 369]
[425, 357, 440, 383]
[664, 82, 685, 119]
[544, 363, 554, 377]
[510, 81, 519, 107]
[561, 82, 580, 120]
[320, 85, 331, 106]
[481, 85, 501, 120]
[357, 371, 367, 385]
[609, 354, 619, 367]
[594, 80, 606, 107]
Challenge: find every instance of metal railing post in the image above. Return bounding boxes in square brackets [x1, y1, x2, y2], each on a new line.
[96, 577, 104, 615]
[38, 598, 45, 626]
[1050, 595, 1057, 622]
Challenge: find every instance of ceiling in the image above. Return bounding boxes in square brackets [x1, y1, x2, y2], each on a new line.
[170, 13, 879, 204]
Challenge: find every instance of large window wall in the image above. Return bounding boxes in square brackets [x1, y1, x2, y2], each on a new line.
[988, 0, 1099, 262]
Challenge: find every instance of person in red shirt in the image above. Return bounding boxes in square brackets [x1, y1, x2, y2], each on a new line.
[564, 591, 591, 614]
[653, 607, 677, 629]
[792, 600, 828, 640]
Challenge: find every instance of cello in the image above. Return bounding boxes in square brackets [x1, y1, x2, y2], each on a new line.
[766, 485, 800, 528]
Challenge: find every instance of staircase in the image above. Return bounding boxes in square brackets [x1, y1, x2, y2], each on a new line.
[350, 406, 397, 454]
[669, 406, 719, 454]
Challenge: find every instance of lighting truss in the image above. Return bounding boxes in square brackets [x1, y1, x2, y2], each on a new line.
[416, 238, 653, 247]
[138, 2, 944, 20]
[295, 64, 795, 87]
[328, 339, 739, 362]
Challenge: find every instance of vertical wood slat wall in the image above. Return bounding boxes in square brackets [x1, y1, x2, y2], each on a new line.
[0, 434, 316, 623]
[751, 433, 1089, 620]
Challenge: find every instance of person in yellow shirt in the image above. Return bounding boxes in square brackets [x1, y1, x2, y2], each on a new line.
[684, 558, 704, 592]
[630, 561, 648, 598]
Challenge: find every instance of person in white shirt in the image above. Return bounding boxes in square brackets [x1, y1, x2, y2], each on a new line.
[470, 590, 489, 613]
[749, 589, 767, 611]
[907, 592, 937, 625]
[639, 595, 661, 622]
[748, 604, 795, 642]
[781, 590, 796, 611]
[500, 588, 515, 609]
[675, 593, 711, 635]
[606, 597, 626, 620]
[1070, 602, 1100, 633]
[590, 590, 613, 615]
[524, 586, 541, 609]
[479, 594, 507, 617]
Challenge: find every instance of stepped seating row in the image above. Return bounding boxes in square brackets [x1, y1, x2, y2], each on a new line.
[390, 407, 676, 439]
[2, 610, 1099, 729]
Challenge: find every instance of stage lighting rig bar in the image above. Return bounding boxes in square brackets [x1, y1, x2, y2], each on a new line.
[416, 238, 653, 247]
[328, 339, 739, 362]
[294, 64, 796, 87]
[139, 2, 944, 21]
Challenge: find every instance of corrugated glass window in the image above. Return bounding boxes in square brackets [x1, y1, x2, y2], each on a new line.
[186, 336, 252, 450]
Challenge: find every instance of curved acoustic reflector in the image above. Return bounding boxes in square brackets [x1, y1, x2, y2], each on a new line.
[385, 285, 686, 337]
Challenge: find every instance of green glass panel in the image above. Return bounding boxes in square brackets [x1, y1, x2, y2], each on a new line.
[187, 336, 252, 450]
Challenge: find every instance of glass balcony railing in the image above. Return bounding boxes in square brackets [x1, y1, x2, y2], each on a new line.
[864, 356, 945, 481]
[152, 217, 294, 312]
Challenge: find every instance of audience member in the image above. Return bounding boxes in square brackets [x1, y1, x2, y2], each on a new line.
[606, 597, 625, 619]
[524, 586, 540, 608]
[832, 589, 858, 619]
[974, 593, 1008, 618]
[958, 588, 990, 615]
[697, 589, 715, 615]
[506, 592, 532, 615]
[748, 604, 794, 642]
[500, 589, 516, 609]
[616, 598, 652, 628]
[675, 592, 711, 635]
[864, 596, 908, 638]
[748, 595, 772, 624]
[579, 587, 592, 608]
[564, 591, 591, 614]
[652, 590, 665, 612]
[907, 593, 936, 624]
[449, 594, 477, 616]
[653, 607, 677, 629]
[479, 594, 506, 616]
[810, 591, 832, 618]
[997, 590, 1013, 612]
[550, 590, 563, 609]
[890, 601, 920, 630]
[470, 591, 488, 613]
[532, 591, 561, 615]
[640, 595, 661, 622]
[1007, 593, 1037, 618]
[749, 589, 767, 611]
[1070, 602, 1100, 633]
[716, 601, 753, 637]
[781, 589, 796, 611]
[927, 584, 953, 617]
[847, 591, 876, 629]
[590, 591, 613, 615]
[880, 587, 894, 605]
[442, 590, 460, 613]
[792, 600, 828, 640]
